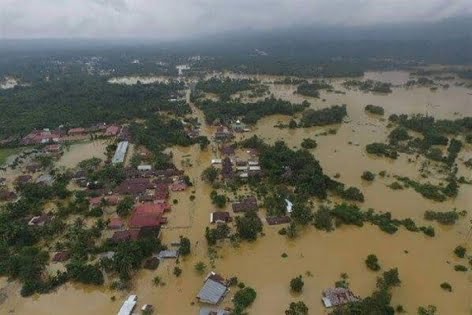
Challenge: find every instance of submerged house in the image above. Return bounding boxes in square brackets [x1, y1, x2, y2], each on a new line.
[232, 196, 258, 213]
[197, 272, 230, 305]
[210, 211, 231, 224]
[322, 287, 360, 308]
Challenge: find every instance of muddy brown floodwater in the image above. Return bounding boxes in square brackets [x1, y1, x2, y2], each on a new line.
[56, 140, 108, 169]
[1, 71, 472, 315]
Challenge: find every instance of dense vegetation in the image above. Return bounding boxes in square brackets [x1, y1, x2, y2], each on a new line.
[313, 203, 434, 236]
[343, 80, 392, 93]
[193, 96, 309, 125]
[299, 105, 347, 127]
[366, 143, 398, 159]
[296, 81, 332, 97]
[365, 104, 385, 115]
[0, 77, 188, 137]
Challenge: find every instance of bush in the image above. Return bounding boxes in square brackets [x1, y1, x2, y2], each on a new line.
[440, 282, 452, 292]
[361, 171, 375, 181]
[285, 301, 309, 315]
[233, 287, 257, 309]
[179, 236, 191, 256]
[382, 268, 401, 288]
[365, 254, 381, 271]
[290, 275, 304, 293]
[313, 206, 334, 231]
[388, 182, 403, 190]
[454, 265, 468, 272]
[301, 138, 317, 149]
[424, 210, 459, 225]
[366, 143, 398, 159]
[173, 266, 182, 277]
[194, 261, 207, 275]
[453, 245, 466, 258]
[420, 226, 435, 237]
[418, 305, 437, 315]
[365, 104, 385, 115]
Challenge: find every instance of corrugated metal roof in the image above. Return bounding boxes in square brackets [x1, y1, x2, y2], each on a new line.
[197, 278, 228, 304]
[112, 141, 129, 164]
[199, 307, 230, 315]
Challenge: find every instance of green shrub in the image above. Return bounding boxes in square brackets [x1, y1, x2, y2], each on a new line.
[361, 171, 375, 181]
[453, 245, 466, 258]
[365, 254, 381, 271]
[290, 275, 304, 293]
[440, 282, 452, 292]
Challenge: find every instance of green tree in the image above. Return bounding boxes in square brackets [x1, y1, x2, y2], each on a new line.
[290, 275, 304, 293]
[285, 301, 309, 315]
[365, 254, 381, 271]
[194, 261, 207, 275]
[116, 196, 134, 217]
[179, 236, 191, 256]
[235, 211, 263, 241]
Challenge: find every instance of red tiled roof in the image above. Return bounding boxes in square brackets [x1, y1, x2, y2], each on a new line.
[134, 203, 169, 216]
[111, 229, 141, 242]
[170, 181, 187, 192]
[105, 125, 121, 136]
[68, 128, 86, 135]
[129, 213, 161, 229]
[108, 217, 124, 229]
[52, 251, 70, 262]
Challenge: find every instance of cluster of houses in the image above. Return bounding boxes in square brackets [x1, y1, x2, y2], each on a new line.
[44, 164, 189, 267]
[211, 157, 261, 180]
[213, 120, 250, 143]
[20, 123, 124, 145]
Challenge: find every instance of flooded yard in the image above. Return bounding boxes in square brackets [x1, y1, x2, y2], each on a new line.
[56, 140, 108, 169]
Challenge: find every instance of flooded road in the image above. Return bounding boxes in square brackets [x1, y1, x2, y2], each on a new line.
[1, 71, 472, 314]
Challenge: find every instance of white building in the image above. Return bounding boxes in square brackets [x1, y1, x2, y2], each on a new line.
[112, 141, 129, 164]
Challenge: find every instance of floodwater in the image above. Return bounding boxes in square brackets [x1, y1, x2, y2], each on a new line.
[1, 71, 472, 314]
[56, 140, 108, 169]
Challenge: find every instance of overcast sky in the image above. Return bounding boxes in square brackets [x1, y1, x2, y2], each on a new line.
[1, 0, 471, 39]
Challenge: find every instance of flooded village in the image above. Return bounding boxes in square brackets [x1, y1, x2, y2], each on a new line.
[0, 69, 472, 315]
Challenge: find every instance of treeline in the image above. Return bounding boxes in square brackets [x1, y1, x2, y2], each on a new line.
[193, 96, 309, 125]
[130, 115, 209, 168]
[243, 138, 363, 202]
[343, 80, 392, 93]
[0, 76, 188, 137]
[195, 78, 255, 100]
[365, 104, 384, 115]
[313, 203, 434, 236]
[299, 105, 347, 127]
[296, 81, 333, 97]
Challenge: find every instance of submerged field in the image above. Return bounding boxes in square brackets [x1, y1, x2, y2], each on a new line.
[1, 71, 472, 314]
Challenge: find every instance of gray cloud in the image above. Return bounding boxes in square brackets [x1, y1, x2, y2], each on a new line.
[0, 0, 471, 39]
